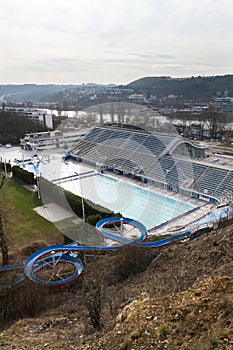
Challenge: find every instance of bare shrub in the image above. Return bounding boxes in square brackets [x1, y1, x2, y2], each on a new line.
[83, 273, 105, 330]
[111, 246, 153, 282]
[0, 279, 60, 326]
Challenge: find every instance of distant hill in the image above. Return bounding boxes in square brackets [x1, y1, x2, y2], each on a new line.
[0, 84, 70, 103]
[126, 75, 233, 99]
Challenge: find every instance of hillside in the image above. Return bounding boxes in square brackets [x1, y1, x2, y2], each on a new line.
[126, 75, 233, 99]
[0, 85, 68, 103]
[0, 220, 232, 349]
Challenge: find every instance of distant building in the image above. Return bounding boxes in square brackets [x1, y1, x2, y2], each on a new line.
[159, 107, 178, 115]
[3, 106, 53, 128]
[167, 94, 178, 100]
[128, 94, 146, 102]
[214, 97, 233, 114]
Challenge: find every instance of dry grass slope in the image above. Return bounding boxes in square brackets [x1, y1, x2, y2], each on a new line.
[0, 222, 232, 350]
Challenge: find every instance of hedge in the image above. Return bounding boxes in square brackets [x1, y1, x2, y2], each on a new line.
[12, 165, 36, 185]
[0, 162, 12, 173]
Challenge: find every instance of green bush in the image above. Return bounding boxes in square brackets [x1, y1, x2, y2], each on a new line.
[157, 324, 168, 340]
[119, 341, 131, 350]
[86, 214, 102, 226]
[0, 162, 11, 173]
[12, 166, 36, 185]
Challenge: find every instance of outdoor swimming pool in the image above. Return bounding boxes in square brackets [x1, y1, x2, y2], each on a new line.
[59, 173, 194, 229]
[0, 147, 194, 230]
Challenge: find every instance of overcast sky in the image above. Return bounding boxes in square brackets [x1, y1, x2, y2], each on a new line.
[0, 0, 233, 84]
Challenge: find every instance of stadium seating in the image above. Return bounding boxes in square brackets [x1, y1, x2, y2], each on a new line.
[214, 170, 233, 197]
[68, 126, 233, 201]
[196, 167, 228, 195]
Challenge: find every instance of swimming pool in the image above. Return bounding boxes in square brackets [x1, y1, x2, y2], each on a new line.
[5, 149, 194, 230]
[59, 173, 194, 230]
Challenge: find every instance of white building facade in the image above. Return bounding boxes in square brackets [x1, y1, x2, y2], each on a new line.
[214, 97, 233, 115]
[3, 107, 53, 129]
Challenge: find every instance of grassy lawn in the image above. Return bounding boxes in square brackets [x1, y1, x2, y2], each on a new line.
[0, 175, 63, 250]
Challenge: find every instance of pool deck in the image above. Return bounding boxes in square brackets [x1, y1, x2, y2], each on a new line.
[1, 147, 219, 235]
[98, 170, 214, 235]
[48, 157, 215, 234]
[33, 202, 75, 222]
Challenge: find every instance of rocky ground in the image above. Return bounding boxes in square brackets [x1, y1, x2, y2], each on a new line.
[0, 223, 232, 350]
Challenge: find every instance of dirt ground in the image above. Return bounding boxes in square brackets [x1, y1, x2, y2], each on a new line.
[0, 223, 232, 350]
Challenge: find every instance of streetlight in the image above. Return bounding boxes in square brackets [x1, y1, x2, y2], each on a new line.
[82, 197, 85, 221]
[37, 175, 41, 200]
[4, 159, 8, 179]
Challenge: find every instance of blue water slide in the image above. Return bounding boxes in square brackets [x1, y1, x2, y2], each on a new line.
[0, 217, 192, 288]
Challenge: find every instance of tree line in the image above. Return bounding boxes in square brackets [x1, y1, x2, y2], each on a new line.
[172, 108, 233, 142]
[0, 111, 47, 145]
[127, 75, 233, 99]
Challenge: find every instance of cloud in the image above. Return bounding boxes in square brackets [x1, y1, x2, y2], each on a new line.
[0, 0, 233, 83]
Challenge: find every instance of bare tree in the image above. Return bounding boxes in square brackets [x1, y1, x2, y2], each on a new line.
[0, 175, 5, 190]
[176, 112, 193, 137]
[99, 104, 104, 125]
[110, 103, 115, 123]
[117, 103, 125, 125]
[201, 107, 229, 140]
[83, 273, 105, 330]
[196, 113, 209, 140]
[222, 126, 233, 148]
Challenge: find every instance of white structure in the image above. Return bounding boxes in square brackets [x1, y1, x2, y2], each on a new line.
[214, 97, 233, 114]
[3, 107, 53, 129]
[20, 129, 87, 151]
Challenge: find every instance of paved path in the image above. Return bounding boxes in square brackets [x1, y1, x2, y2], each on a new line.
[33, 202, 74, 222]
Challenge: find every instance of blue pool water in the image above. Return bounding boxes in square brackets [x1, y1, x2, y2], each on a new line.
[60, 173, 194, 230]
[4, 149, 193, 230]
